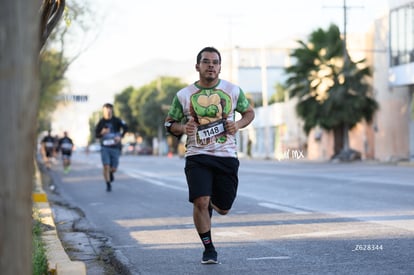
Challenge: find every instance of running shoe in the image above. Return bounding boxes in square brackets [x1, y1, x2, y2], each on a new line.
[106, 182, 112, 192]
[110, 172, 114, 182]
[201, 248, 218, 264]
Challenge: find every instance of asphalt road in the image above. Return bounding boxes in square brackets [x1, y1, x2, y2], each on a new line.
[44, 153, 414, 275]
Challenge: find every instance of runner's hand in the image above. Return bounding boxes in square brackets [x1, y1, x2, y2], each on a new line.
[185, 117, 198, 136]
[225, 120, 238, 135]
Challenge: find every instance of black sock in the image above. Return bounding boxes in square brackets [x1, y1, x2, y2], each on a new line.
[199, 231, 214, 250]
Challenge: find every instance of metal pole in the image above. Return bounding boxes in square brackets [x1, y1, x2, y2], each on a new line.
[342, 0, 350, 152]
[261, 47, 270, 159]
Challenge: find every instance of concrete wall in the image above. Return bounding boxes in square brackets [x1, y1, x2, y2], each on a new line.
[372, 12, 413, 161]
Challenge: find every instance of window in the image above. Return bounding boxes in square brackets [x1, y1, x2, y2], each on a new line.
[390, 3, 414, 66]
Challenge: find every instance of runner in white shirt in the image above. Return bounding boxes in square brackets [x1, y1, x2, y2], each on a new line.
[165, 47, 255, 264]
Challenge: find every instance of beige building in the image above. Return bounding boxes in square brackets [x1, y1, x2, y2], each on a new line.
[372, 0, 414, 162]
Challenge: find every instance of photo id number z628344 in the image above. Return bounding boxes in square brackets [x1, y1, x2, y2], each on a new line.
[352, 244, 383, 251]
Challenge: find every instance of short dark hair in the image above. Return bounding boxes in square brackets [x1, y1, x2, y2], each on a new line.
[103, 103, 113, 108]
[196, 47, 221, 64]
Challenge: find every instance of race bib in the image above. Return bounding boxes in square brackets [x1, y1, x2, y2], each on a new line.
[61, 143, 72, 150]
[103, 139, 116, 146]
[45, 142, 54, 148]
[197, 119, 226, 139]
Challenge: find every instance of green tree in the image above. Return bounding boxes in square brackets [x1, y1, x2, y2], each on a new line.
[88, 110, 102, 145]
[269, 83, 286, 104]
[38, 0, 93, 132]
[129, 77, 187, 142]
[285, 24, 378, 159]
[114, 86, 138, 134]
[38, 49, 69, 131]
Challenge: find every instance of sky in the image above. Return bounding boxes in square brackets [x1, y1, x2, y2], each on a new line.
[66, 0, 389, 83]
[55, 0, 389, 146]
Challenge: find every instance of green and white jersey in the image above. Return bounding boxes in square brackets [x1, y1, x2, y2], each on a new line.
[168, 79, 250, 158]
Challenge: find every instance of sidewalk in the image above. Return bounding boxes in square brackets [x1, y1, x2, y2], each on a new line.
[33, 160, 86, 275]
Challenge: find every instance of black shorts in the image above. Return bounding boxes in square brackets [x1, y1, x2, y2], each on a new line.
[45, 150, 54, 158]
[184, 154, 239, 210]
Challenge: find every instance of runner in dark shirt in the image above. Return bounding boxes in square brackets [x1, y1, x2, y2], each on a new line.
[95, 103, 128, 191]
[41, 130, 56, 170]
[57, 131, 74, 174]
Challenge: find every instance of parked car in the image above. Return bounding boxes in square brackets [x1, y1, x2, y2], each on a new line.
[122, 143, 136, 155]
[135, 144, 153, 155]
[88, 143, 101, 152]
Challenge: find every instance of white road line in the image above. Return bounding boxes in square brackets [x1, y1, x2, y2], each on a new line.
[247, 256, 290, 261]
[122, 169, 187, 192]
[258, 202, 311, 214]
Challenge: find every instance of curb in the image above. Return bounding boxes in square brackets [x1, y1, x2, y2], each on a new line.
[397, 161, 414, 167]
[33, 160, 87, 275]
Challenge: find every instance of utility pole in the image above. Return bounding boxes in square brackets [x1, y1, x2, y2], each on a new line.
[343, 0, 348, 62]
[341, 0, 363, 154]
[323, 0, 363, 61]
[342, 0, 350, 152]
[324, 0, 363, 157]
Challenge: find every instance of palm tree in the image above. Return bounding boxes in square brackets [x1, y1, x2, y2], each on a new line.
[285, 24, 379, 160]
